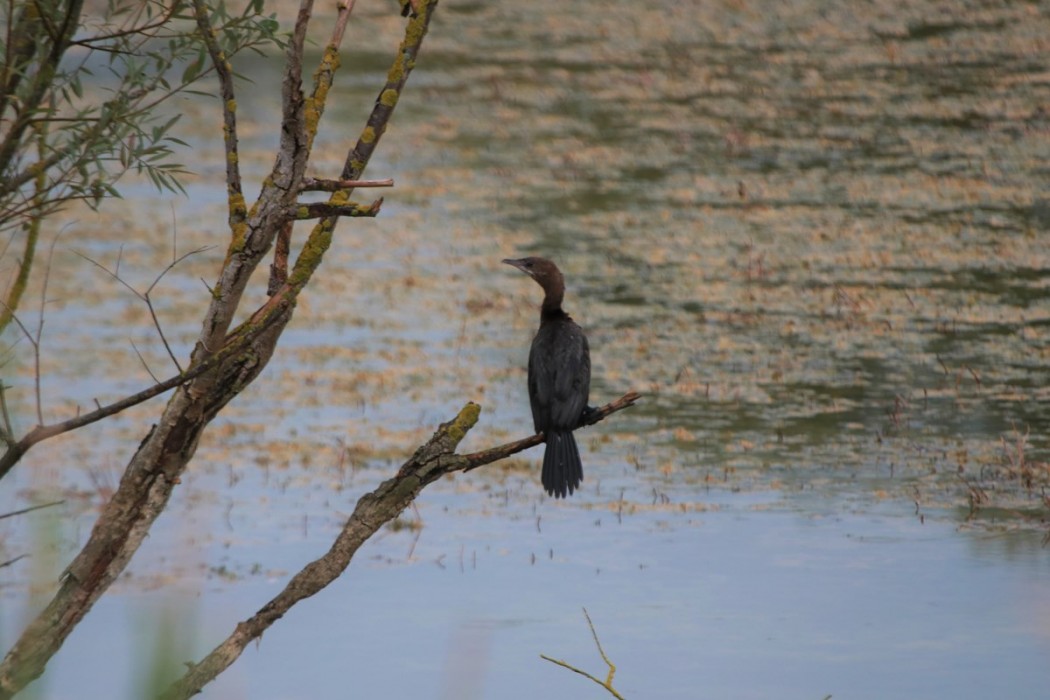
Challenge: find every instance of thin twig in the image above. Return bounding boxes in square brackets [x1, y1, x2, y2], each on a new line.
[129, 339, 160, 384]
[583, 608, 617, 688]
[74, 250, 139, 300]
[170, 202, 178, 263]
[0, 499, 64, 521]
[405, 502, 423, 560]
[143, 246, 214, 373]
[329, 0, 358, 51]
[539, 608, 625, 699]
[0, 554, 28, 570]
[142, 298, 181, 372]
[75, 245, 212, 374]
[0, 300, 290, 481]
[71, 4, 179, 47]
[0, 306, 35, 351]
[31, 236, 62, 426]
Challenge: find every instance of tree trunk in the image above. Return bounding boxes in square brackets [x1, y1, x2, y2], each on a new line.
[0, 311, 291, 697]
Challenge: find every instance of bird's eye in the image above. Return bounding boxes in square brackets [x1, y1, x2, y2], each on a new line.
[524, 261, 533, 268]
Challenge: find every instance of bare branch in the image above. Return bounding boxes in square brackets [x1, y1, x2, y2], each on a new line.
[299, 177, 394, 192]
[169, 202, 178, 263]
[192, 0, 245, 228]
[28, 236, 62, 427]
[463, 392, 641, 471]
[540, 608, 626, 700]
[329, 0, 358, 46]
[128, 339, 160, 384]
[0, 555, 28, 570]
[0, 500, 64, 521]
[75, 245, 212, 374]
[287, 198, 383, 220]
[143, 297, 182, 373]
[70, 4, 180, 47]
[284, 0, 438, 292]
[160, 401, 480, 700]
[73, 250, 139, 300]
[161, 388, 638, 699]
[143, 246, 215, 373]
[0, 308, 35, 352]
[0, 301, 291, 481]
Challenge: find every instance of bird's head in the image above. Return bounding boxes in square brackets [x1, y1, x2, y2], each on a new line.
[501, 256, 563, 288]
[503, 256, 568, 313]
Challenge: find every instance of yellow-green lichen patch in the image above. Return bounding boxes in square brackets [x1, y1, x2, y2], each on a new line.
[446, 402, 481, 445]
[228, 192, 247, 220]
[288, 222, 334, 288]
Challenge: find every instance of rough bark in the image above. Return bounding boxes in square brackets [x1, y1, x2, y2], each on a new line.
[0, 312, 292, 698]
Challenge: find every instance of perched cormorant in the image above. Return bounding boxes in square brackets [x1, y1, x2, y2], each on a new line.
[503, 257, 591, 498]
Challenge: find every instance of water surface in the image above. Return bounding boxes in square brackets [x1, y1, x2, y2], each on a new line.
[2, 0, 1049, 698]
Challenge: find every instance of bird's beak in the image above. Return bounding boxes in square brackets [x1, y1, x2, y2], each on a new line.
[502, 258, 528, 274]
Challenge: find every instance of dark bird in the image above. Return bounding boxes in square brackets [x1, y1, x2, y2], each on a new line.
[503, 257, 591, 498]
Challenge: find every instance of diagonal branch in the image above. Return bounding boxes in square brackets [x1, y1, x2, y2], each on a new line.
[264, 0, 357, 295]
[341, 0, 436, 183]
[161, 389, 638, 700]
[160, 401, 480, 700]
[192, 0, 245, 230]
[282, 0, 439, 294]
[0, 299, 291, 482]
[0, 500, 64, 521]
[193, 0, 330, 361]
[463, 391, 641, 470]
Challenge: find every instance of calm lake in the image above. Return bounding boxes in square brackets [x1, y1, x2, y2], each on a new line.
[2, 0, 1049, 698]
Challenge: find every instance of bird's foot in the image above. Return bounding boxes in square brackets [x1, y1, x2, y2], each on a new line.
[579, 405, 600, 427]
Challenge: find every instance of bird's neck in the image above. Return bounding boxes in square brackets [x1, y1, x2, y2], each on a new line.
[541, 306, 570, 325]
[540, 284, 565, 317]
[541, 272, 567, 316]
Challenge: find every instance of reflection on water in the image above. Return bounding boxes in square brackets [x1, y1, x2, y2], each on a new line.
[2, 0, 1049, 698]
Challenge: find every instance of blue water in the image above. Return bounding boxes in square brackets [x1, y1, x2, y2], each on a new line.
[7, 481, 1047, 699]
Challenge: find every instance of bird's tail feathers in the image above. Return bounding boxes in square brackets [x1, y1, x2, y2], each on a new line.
[542, 430, 583, 498]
